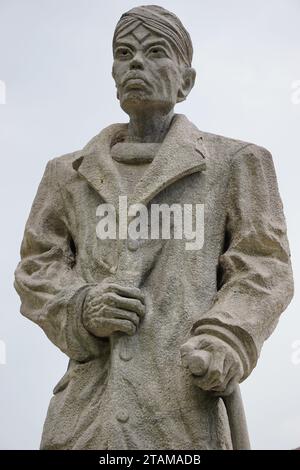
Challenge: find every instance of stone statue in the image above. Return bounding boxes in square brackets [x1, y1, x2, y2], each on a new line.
[14, 5, 294, 450]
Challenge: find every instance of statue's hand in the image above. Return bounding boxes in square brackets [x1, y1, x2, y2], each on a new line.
[82, 282, 145, 337]
[180, 335, 244, 396]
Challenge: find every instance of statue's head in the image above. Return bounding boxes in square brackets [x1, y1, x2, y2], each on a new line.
[112, 5, 196, 116]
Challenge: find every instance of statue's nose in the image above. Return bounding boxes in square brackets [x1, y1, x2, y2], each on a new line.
[129, 53, 144, 70]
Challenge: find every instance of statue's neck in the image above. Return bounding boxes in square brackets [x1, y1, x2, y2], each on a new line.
[127, 109, 174, 143]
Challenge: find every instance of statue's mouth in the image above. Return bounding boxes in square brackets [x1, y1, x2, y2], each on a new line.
[124, 78, 148, 90]
[123, 74, 149, 87]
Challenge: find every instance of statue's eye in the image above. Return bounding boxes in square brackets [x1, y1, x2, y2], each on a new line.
[115, 47, 132, 59]
[147, 47, 167, 58]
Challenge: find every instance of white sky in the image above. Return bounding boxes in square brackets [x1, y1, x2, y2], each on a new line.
[0, 0, 299, 449]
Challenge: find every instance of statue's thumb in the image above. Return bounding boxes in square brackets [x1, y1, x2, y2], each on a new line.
[181, 349, 211, 376]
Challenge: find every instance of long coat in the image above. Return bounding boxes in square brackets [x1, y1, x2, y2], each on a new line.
[14, 114, 293, 449]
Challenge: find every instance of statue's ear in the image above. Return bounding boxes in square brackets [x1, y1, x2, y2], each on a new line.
[111, 65, 120, 100]
[177, 67, 196, 103]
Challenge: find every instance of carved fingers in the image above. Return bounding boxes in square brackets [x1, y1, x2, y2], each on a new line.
[180, 334, 244, 396]
[82, 282, 146, 338]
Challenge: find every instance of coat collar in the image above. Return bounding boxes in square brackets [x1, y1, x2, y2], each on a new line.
[73, 114, 207, 209]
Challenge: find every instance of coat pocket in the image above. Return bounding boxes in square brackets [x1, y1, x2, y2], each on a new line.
[52, 356, 109, 395]
[53, 367, 74, 395]
[52, 359, 87, 395]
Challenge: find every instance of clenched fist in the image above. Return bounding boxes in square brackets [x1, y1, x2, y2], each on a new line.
[82, 282, 145, 337]
[180, 334, 244, 396]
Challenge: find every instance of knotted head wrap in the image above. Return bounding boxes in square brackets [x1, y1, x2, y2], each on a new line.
[113, 5, 193, 67]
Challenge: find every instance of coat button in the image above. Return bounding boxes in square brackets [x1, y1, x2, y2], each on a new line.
[127, 237, 139, 251]
[119, 348, 133, 361]
[116, 409, 129, 423]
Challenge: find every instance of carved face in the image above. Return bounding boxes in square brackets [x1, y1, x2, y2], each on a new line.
[112, 24, 194, 115]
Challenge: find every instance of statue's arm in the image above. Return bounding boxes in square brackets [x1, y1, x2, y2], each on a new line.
[14, 159, 107, 361]
[191, 144, 294, 381]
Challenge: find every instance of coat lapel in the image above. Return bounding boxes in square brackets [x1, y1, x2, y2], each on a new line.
[130, 114, 207, 207]
[73, 123, 127, 208]
[72, 114, 207, 209]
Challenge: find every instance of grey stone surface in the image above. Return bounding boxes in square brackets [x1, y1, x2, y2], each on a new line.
[14, 5, 293, 450]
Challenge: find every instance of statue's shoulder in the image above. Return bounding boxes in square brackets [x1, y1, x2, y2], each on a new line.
[49, 122, 127, 179]
[48, 150, 83, 182]
[199, 128, 271, 161]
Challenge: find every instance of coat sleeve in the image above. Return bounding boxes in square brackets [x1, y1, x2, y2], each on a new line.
[14, 159, 108, 362]
[191, 144, 294, 380]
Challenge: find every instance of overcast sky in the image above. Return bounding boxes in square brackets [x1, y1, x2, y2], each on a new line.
[0, 0, 299, 450]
